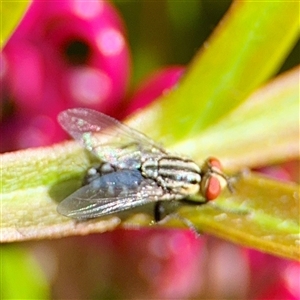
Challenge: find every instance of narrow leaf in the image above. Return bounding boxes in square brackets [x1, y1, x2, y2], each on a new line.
[132, 1, 299, 144]
[172, 67, 300, 171]
[1, 160, 299, 261]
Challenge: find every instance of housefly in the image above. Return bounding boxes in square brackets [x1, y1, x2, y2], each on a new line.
[57, 108, 232, 222]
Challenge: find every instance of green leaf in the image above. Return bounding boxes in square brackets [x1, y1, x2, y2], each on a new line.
[133, 1, 299, 144]
[1, 0, 31, 47]
[1, 147, 299, 260]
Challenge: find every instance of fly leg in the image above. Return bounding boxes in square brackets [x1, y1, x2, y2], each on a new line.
[154, 201, 166, 222]
[153, 201, 201, 237]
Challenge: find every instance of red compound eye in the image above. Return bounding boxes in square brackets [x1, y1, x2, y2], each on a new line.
[208, 157, 222, 171]
[204, 175, 221, 201]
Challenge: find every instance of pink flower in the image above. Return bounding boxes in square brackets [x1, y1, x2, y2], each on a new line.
[256, 160, 299, 183]
[89, 229, 205, 299]
[243, 248, 300, 299]
[1, 0, 130, 151]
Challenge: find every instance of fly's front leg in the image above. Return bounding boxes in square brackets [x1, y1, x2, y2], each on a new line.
[154, 201, 166, 222]
[153, 201, 201, 236]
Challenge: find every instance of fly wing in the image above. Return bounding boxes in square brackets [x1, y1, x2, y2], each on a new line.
[58, 108, 166, 168]
[57, 170, 165, 220]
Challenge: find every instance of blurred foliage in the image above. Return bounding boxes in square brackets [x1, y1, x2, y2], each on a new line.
[1, 245, 49, 299]
[114, 1, 299, 85]
[114, 1, 231, 84]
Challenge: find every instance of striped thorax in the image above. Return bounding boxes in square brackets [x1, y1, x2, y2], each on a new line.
[141, 155, 201, 196]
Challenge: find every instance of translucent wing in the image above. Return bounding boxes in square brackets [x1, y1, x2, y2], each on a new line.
[57, 170, 165, 220]
[58, 108, 166, 168]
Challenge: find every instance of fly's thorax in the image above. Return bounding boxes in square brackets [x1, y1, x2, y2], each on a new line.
[141, 155, 201, 196]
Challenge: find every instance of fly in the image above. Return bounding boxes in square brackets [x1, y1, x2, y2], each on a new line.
[57, 108, 233, 222]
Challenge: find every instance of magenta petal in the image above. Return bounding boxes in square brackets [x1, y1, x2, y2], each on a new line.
[124, 66, 185, 117]
[2, 0, 131, 150]
[4, 41, 44, 110]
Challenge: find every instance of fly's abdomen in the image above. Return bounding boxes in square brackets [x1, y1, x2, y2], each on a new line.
[141, 156, 201, 195]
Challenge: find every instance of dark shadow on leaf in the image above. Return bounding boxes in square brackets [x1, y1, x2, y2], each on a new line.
[48, 176, 83, 204]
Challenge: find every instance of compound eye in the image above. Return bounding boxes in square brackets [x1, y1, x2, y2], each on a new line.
[208, 157, 223, 172]
[201, 175, 221, 201]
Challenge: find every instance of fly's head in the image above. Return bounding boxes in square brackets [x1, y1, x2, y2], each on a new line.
[199, 157, 232, 201]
